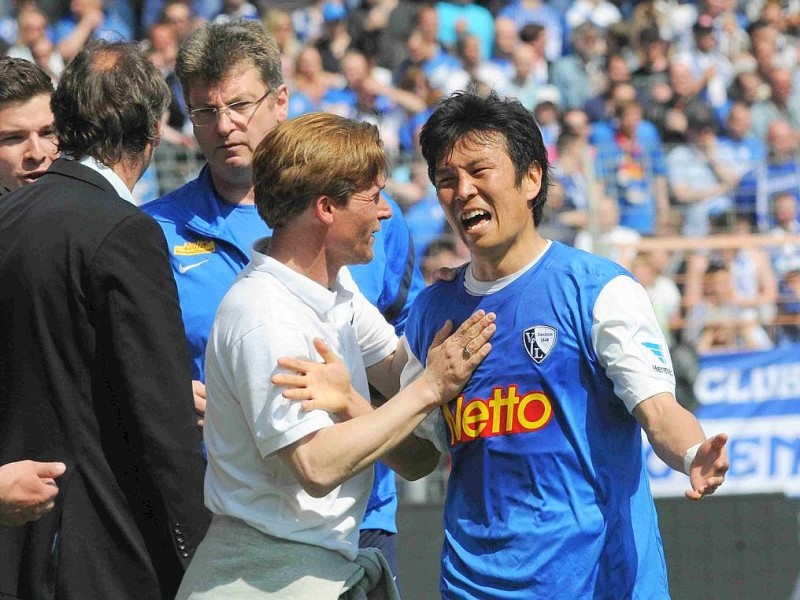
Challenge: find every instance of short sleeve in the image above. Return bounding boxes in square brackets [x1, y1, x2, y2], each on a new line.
[592, 275, 677, 413]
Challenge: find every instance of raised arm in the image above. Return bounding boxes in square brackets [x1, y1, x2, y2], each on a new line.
[274, 311, 495, 497]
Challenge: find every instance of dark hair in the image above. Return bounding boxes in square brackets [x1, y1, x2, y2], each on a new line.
[519, 23, 544, 44]
[52, 40, 170, 163]
[685, 101, 716, 132]
[419, 91, 550, 225]
[176, 20, 283, 97]
[0, 57, 53, 107]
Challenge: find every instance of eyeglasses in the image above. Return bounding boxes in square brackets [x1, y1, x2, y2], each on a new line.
[188, 89, 272, 127]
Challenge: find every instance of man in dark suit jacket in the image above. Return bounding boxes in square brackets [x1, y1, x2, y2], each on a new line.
[0, 40, 210, 599]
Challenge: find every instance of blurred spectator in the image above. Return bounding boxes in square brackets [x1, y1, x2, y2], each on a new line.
[322, 48, 424, 158]
[719, 101, 768, 220]
[574, 195, 641, 269]
[583, 52, 631, 122]
[496, 0, 562, 61]
[565, 0, 622, 32]
[436, 0, 494, 62]
[726, 69, 770, 106]
[533, 91, 561, 159]
[420, 232, 469, 285]
[550, 22, 606, 110]
[456, 33, 509, 95]
[769, 191, 800, 282]
[142, 0, 208, 37]
[592, 98, 671, 236]
[754, 120, 800, 228]
[291, 0, 327, 44]
[347, 0, 406, 71]
[674, 14, 734, 111]
[666, 103, 741, 237]
[698, 0, 749, 62]
[420, 236, 463, 285]
[289, 44, 340, 117]
[53, 0, 133, 62]
[752, 5, 799, 70]
[394, 24, 469, 96]
[685, 263, 773, 353]
[145, 21, 195, 145]
[487, 16, 518, 77]
[497, 43, 553, 109]
[724, 211, 779, 324]
[6, 6, 64, 82]
[587, 79, 636, 125]
[545, 118, 598, 244]
[212, 0, 258, 23]
[160, 0, 200, 44]
[749, 67, 800, 140]
[644, 60, 709, 144]
[631, 26, 670, 107]
[631, 250, 683, 346]
[395, 66, 439, 155]
[776, 268, 800, 345]
[347, 0, 418, 72]
[518, 22, 549, 79]
[263, 8, 302, 81]
[629, 0, 697, 50]
[748, 21, 773, 75]
[720, 101, 768, 166]
[396, 159, 447, 261]
[315, 1, 353, 72]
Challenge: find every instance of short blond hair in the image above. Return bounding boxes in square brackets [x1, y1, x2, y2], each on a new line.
[253, 112, 388, 228]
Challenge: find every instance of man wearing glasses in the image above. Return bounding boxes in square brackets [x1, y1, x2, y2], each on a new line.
[143, 20, 425, 581]
[144, 21, 289, 398]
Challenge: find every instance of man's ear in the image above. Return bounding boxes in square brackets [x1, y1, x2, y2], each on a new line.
[315, 194, 335, 225]
[522, 160, 543, 201]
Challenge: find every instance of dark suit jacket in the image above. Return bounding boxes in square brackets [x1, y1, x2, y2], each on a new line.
[0, 160, 210, 599]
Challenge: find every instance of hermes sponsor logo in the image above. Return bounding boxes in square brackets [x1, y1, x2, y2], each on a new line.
[442, 385, 553, 446]
[174, 240, 216, 256]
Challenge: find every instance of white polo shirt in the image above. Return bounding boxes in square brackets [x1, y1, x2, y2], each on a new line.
[203, 239, 397, 560]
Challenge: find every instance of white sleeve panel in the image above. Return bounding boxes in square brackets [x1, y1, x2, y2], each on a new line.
[592, 275, 677, 413]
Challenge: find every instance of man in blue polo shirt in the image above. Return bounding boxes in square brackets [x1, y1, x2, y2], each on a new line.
[142, 20, 424, 577]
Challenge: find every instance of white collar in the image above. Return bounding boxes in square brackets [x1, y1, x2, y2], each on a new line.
[77, 156, 136, 205]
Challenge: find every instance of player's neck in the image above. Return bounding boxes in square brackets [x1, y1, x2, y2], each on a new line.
[210, 170, 255, 206]
[470, 233, 548, 282]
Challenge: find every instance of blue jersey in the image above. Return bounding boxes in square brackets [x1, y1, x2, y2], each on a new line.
[404, 242, 670, 599]
[142, 167, 425, 534]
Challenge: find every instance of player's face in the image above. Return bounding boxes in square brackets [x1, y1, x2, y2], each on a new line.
[0, 94, 58, 192]
[433, 132, 542, 278]
[330, 179, 390, 267]
[187, 65, 288, 189]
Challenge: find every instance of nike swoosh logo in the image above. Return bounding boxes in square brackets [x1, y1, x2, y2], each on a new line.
[177, 258, 210, 274]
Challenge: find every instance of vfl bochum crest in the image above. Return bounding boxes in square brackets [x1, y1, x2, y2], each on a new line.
[523, 326, 557, 364]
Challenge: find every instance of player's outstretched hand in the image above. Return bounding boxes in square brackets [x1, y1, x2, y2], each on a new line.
[272, 338, 356, 416]
[0, 460, 66, 526]
[686, 433, 729, 501]
[421, 310, 495, 404]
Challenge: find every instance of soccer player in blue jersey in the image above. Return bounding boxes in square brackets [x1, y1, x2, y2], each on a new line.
[392, 91, 729, 598]
[141, 21, 426, 577]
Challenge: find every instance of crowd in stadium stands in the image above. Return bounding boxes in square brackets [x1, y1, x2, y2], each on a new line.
[3, 0, 800, 353]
